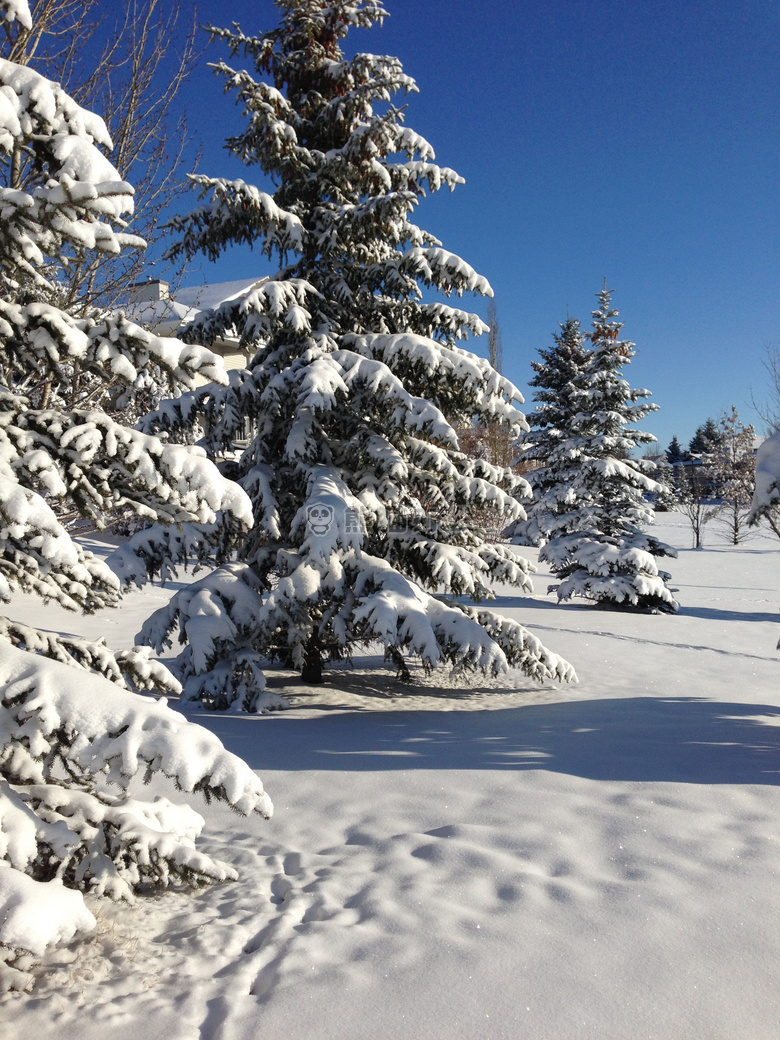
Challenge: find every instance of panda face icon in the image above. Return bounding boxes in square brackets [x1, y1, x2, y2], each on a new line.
[306, 503, 334, 536]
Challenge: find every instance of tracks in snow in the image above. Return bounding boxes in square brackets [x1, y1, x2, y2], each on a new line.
[529, 622, 779, 663]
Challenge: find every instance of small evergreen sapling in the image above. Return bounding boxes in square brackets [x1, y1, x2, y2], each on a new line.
[536, 286, 678, 613]
[122, 0, 576, 706]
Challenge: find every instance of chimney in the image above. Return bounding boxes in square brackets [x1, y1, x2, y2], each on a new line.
[129, 278, 170, 303]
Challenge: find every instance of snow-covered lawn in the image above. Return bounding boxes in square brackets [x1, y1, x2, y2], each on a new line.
[2, 511, 778, 1040]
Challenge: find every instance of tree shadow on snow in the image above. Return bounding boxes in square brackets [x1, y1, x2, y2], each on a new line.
[197, 697, 780, 786]
[676, 605, 779, 625]
[486, 595, 570, 612]
[488, 596, 779, 626]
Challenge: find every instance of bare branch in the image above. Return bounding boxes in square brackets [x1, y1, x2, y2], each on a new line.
[750, 342, 780, 436]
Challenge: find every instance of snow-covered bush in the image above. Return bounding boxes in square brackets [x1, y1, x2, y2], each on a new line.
[749, 431, 780, 527]
[121, 0, 575, 706]
[0, 0, 270, 989]
[523, 287, 677, 613]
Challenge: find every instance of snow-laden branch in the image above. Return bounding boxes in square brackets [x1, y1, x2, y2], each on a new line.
[165, 176, 304, 266]
[0, 0, 31, 29]
[748, 431, 780, 523]
[0, 638, 272, 977]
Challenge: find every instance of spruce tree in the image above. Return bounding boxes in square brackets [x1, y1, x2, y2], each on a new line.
[666, 436, 689, 465]
[689, 418, 723, 458]
[0, 0, 272, 985]
[508, 316, 589, 545]
[663, 435, 685, 493]
[539, 285, 678, 613]
[125, 0, 575, 706]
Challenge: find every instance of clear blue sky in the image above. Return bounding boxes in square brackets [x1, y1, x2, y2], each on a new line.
[170, 0, 779, 453]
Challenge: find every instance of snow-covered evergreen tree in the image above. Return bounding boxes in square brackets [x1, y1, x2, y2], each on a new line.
[121, 0, 574, 705]
[507, 316, 589, 545]
[538, 286, 678, 613]
[648, 457, 678, 511]
[0, 0, 272, 988]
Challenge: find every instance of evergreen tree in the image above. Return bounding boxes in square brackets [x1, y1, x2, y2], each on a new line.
[688, 418, 723, 458]
[122, 0, 575, 705]
[649, 457, 678, 512]
[508, 316, 589, 545]
[539, 285, 678, 613]
[688, 427, 707, 456]
[0, 0, 272, 986]
[666, 435, 688, 465]
[666, 436, 682, 464]
[663, 436, 687, 495]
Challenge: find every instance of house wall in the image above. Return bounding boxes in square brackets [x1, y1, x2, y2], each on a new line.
[216, 346, 252, 374]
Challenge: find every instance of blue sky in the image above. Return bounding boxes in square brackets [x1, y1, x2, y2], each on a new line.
[172, 0, 779, 453]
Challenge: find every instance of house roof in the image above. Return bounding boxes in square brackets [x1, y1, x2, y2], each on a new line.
[121, 278, 267, 338]
[173, 278, 268, 312]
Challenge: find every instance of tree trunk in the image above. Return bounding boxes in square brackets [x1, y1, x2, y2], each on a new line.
[301, 632, 322, 684]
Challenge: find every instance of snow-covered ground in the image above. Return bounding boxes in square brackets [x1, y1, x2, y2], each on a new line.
[2, 511, 779, 1040]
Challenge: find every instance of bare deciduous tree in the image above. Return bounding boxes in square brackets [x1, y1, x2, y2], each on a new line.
[485, 300, 513, 467]
[459, 302, 514, 474]
[709, 406, 756, 545]
[487, 299, 502, 373]
[677, 461, 717, 549]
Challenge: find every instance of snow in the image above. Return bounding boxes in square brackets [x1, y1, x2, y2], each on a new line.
[0, 870, 95, 959]
[0, 640, 272, 814]
[0, 51, 140, 283]
[0, 1, 31, 30]
[174, 278, 268, 312]
[0, 62, 113, 151]
[1, 511, 778, 1036]
[402, 246, 493, 297]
